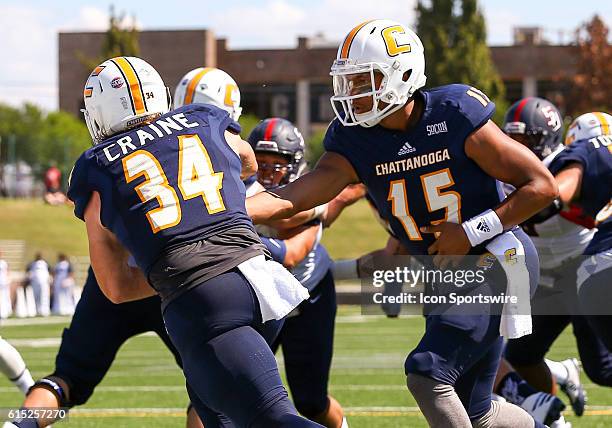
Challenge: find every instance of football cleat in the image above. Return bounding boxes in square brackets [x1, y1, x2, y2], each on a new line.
[559, 358, 587, 417]
[520, 392, 566, 426]
[550, 414, 572, 428]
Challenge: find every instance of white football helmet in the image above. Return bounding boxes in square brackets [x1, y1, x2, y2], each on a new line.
[83, 56, 170, 144]
[565, 111, 612, 145]
[330, 19, 427, 128]
[173, 67, 242, 121]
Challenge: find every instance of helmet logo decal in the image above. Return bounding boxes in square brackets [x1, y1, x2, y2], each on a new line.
[90, 65, 106, 77]
[224, 83, 238, 107]
[382, 25, 412, 57]
[340, 20, 375, 58]
[541, 105, 561, 131]
[111, 77, 124, 89]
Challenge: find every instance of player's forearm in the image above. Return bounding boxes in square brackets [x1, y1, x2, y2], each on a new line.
[118, 268, 157, 302]
[269, 205, 325, 230]
[495, 175, 559, 229]
[247, 190, 300, 224]
[283, 225, 319, 268]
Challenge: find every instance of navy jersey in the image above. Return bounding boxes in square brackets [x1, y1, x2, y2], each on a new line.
[292, 243, 332, 292]
[324, 84, 501, 256]
[68, 104, 255, 274]
[549, 136, 612, 255]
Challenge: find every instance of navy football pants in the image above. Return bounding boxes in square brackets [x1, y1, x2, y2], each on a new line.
[53, 268, 178, 406]
[271, 269, 337, 418]
[405, 228, 539, 421]
[163, 267, 321, 427]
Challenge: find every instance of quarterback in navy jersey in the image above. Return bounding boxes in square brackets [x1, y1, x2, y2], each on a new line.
[247, 19, 558, 427]
[66, 57, 318, 428]
[548, 112, 612, 350]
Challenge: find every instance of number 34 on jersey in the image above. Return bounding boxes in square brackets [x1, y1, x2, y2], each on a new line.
[122, 134, 225, 233]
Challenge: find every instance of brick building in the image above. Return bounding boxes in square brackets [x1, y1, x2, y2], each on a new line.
[59, 27, 577, 137]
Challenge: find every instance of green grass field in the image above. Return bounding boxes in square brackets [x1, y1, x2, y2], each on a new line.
[0, 198, 388, 266]
[1, 200, 611, 426]
[1, 308, 611, 427]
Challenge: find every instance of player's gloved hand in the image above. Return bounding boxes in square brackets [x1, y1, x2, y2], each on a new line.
[421, 222, 471, 269]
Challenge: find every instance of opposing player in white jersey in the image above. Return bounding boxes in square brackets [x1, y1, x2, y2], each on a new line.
[503, 100, 612, 417]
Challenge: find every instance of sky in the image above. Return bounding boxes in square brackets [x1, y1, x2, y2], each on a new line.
[0, 0, 610, 111]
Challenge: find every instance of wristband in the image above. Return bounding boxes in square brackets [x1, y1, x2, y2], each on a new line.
[461, 209, 503, 247]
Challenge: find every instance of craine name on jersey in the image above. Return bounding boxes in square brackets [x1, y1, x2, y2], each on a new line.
[375, 149, 450, 176]
[101, 113, 200, 163]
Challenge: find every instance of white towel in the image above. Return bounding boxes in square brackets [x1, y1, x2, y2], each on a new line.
[237, 255, 310, 322]
[486, 231, 532, 339]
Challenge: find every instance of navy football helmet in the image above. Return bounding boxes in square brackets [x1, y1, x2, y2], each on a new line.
[248, 118, 307, 188]
[503, 97, 563, 159]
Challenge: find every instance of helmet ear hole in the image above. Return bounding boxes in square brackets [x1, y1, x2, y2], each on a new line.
[402, 70, 412, 82]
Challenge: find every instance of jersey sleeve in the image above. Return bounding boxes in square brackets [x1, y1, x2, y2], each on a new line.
[323, 119, 346, 155]
[67, 152, 94, 221]
[322, 119, 362, 176]
[259, 237, 287, 264]
[224, 116, 241, 135]
[456, 85, 496, 132]
[549, 140, 592, 175]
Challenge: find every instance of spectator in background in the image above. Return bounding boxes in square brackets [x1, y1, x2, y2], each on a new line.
[51, 253, 75, 315]
[26, 253, 50, 317]
[43, 166, 67, 205]
[0, 251, 11, 319]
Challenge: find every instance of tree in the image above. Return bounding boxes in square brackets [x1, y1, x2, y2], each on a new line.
[0, 103, 90, 179]
[566, 15, 612, 116]
[79, 6, 140, 70]
[416, 0, 507, 122]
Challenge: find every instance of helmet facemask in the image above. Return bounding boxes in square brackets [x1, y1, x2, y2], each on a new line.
[330, 60, 408, 128]
[503, 122, 558, 159]
[255, 152, 306, 188]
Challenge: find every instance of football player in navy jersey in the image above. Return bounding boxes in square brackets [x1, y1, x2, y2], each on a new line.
[246, 118, 347, 428]
[5, 67, 250, 428]
[247, 19, 559, 427]
[63, 56, 320, 428]
[548, 112, 612, 351]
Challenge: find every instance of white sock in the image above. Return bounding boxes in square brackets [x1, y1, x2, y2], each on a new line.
[0, 338, 33, 394]
[545, 359, 569, 385]
[341, 416, 349, 428]
[13, 368, 34, 394]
